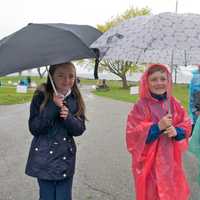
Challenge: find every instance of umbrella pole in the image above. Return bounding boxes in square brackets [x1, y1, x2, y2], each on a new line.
[168, 99, 171, 115]
[168, 51, 175, 115]
[45, 66, 58, 95]
[167, 65, 173, 114]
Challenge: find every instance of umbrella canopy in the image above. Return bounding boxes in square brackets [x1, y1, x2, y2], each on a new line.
[91, 12, 200, 66]
[91, 15, 149, 57]
[0, 23, 102, 76]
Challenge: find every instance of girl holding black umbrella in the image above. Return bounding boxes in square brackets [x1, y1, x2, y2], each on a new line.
[25, 62, 86, 200]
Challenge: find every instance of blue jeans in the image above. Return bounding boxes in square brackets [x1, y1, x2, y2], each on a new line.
[38, 177, 73, 200]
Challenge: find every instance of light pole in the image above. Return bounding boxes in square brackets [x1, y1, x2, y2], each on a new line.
[175, 0, 178, 13]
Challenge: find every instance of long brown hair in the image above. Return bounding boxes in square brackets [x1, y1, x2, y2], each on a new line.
[35, 62, 86, 119]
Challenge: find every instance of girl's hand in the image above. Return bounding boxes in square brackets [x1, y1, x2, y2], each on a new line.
[165, 125, 177, 137]
[53, 93, 64, 108]
[158, 114, 172, 131]
[60, 105, 69, 120]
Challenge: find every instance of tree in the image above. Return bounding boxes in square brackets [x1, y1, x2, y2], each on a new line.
[101, 60, 140, 88]
[97, 7, 151, 33]
[37, 67, 47, 78]
[96, 7, 151, 88]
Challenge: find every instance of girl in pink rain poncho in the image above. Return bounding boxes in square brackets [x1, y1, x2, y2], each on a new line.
[126, 64, 192, 200]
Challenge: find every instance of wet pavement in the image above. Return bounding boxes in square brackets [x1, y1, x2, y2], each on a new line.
[0, 85, 199, 200]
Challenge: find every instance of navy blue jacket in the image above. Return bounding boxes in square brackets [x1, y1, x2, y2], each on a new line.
[25, 91, 86, 180]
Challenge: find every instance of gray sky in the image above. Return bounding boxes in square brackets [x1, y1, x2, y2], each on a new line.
[1, 0, 200, 38]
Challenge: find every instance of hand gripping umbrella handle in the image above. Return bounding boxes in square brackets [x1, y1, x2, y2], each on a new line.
[46, 66, 68, 108]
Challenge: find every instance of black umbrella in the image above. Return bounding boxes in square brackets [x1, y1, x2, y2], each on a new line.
[0, 23, 102, 78]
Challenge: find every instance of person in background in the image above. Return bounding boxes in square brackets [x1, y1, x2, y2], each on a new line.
[102, 79, 109, 89]
[189, 65, 200, 186]
[96, 79, 109, 91]
[126, 64, 192, 200]
[189, 64, 200, 129]
[25, 62, 86, 200]
[27, 76, 31, 87]
[19, 79, 28, 86]
[76, 77, 81, 87]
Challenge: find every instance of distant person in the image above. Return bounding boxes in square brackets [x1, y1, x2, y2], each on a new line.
[126, 64, 192, 200]
[189, 64, 200, 129]
[76, 77, 80, 87]
[25, 62, 86, 200]
[19, 80, 24, 85]
[27, 76, 31, 87]
[19, 79, 28, 86]
[102, 79, 109, 89]
[189, 65, 200, 185]
[189, 114, 200, 186]
[96, 79, 109, 90]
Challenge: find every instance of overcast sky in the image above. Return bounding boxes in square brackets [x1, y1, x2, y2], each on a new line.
[1, 0, 200, 38]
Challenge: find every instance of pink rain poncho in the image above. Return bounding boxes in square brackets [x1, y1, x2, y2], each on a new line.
[126, 64, 192, 200]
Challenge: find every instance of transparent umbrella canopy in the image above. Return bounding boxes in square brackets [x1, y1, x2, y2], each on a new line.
[91, 12, 200, 67]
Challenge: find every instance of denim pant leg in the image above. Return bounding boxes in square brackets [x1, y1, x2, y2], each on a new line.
[38, 179, 56, 200]
[56, 176, 73, 200]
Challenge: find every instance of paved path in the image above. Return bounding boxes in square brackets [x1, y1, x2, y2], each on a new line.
[0, 86, 199, 200]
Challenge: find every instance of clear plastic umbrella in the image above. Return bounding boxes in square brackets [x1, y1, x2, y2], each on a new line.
[91, 12, 200, 66]
[91, 15, 149, 58]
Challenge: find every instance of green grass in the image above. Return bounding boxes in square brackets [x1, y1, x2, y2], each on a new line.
[0, 76, 46, 105]
[172, 84, 189, 109]
[0, 75, 46, 86]
[78, 78, 96, 85]
[0, 87, 34, 105]
[94, 86, 138, 103]
[94, 83, 189, 110]
[0, 76, 189, 110]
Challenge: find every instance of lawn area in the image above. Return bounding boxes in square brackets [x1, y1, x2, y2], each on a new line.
[94, 82, 189, 110]
[0, 76, 98, 105]
[0, 76, 189, 110]
[0, 75, 46, 86]
[0, 76, 46, 105]
[0, 87, 33, 105]
[172, 84, 189, 109]
[94, 85, 138, 103]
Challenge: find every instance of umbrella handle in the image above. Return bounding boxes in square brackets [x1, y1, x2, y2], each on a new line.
[46, 66, 58, 95]
[168, 99, 171, 115]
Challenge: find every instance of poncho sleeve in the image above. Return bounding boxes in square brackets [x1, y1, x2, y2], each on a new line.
[172, 97, 192, 151]
[126, 100, 153, 162]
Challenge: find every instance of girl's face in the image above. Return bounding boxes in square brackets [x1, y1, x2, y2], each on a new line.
[53, 64, 76, 95]
[148, 70, 168, 95]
